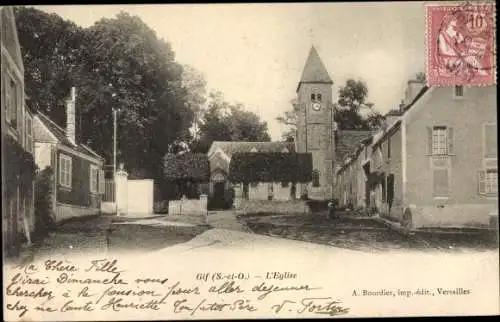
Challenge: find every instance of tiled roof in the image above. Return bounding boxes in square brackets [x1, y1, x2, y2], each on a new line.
[211, 141, 295, 158]
[36, 112, 103, 160]
[335, 130, 373, 163]
[297, 46, 333, 91]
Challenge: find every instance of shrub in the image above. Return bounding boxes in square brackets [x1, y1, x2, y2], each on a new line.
[229, 152, 313, 183]
[33, 167, 56, 242]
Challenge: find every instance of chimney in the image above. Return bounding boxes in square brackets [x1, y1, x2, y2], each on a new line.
[384, 108, 404, 129]
[66, 87, 76, 145]
[404, 80, 425, 106]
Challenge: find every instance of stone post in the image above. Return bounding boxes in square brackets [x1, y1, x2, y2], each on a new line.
[200, 194, 208, 224]
[115, 163, 128, 216]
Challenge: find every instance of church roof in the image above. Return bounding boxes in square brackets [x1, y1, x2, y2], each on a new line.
[297, 46, 333, 92]
[210, 141, 295, 158]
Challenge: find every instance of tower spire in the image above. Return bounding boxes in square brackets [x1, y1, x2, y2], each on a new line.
[296, 46, 333, 92]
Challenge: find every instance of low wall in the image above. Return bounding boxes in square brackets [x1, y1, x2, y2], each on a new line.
[55, 203, 100, 222]
[101, 202, 116, 215]
[235, 199, 309, 214]
[414, 203, 498, 229]
[169, 199, 207, 216]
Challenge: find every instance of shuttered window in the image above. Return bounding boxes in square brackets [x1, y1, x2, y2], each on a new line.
[25, 113, 33, 153]
[484, 124, 497, 158]
[5, 72, 18, 129]
[427, 126, 454, 155]
[478, 170, 498, 195]
[432, 126, 447, 155]
[90, 165, 99, 193]
[432, 156, 450, 197]
[98, 170, 105, 194]
[433, 168, 449, 196]
[59, 154, 72, 188]
[312, 169, 320, 187]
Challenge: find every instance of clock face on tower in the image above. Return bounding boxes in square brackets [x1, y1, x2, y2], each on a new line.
[311, 102, 321, 111]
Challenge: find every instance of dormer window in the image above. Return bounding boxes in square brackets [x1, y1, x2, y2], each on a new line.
[453, 85, 464, 98]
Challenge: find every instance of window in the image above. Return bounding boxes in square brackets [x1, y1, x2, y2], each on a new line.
[432, 157, 450, 197]
[316, 93, 322, 102]
[5, 73, 18, 129]
[25, 113, 33, 153]
[387, 136, 391, 159]
[485, 170, 498, 194]
[281, 181, 289, 188]
[90, 164, 99, 193]
[479, 169, 498, 195]
[310, 93, 316, 101]
[484, 123, 497, 158]
[454, 85, 464, 98]
[432, 126, 448, 155]
[98, 170, 105, 194]
[59, 154, 72, 188]
[312, 169, 320, 187]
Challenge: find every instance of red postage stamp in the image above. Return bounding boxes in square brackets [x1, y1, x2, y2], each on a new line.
[425, 2, 496, 86]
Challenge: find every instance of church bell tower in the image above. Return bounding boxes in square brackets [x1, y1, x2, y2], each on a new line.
[293, 46, 335, 200]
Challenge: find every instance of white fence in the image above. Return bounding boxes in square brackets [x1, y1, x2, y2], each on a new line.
[100, 166, 154, 217]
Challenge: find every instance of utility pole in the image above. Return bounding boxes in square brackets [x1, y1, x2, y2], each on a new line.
[113, 108, 117, 179]
[112, 107, 120, 216]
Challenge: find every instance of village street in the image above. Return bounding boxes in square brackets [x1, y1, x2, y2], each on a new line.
[17, 210, 498, 264]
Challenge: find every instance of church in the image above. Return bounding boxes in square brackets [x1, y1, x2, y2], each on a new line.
[293, 46, 372, 201]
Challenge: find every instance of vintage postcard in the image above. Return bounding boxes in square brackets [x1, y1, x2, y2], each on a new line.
[2, 2, 498, 320]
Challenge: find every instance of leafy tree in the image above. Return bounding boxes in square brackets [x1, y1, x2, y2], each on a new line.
[191, 91, 271, 153]
[181, 64, 207, 140]
[15, 8, 194, 179]
[336, 79, 383, 130]
[14, 7, 87, 126]
[276, 79, 383, 134]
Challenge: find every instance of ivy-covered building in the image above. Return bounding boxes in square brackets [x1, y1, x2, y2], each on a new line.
[208, 141, 297, 201]
[1, 6, 37, 256]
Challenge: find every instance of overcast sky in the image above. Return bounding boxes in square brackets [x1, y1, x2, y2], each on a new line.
[36, 3, 425, 141]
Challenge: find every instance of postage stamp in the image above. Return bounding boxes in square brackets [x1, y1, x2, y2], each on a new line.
[425, 2, 496, 86]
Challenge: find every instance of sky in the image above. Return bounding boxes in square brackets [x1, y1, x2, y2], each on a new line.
[36, 3, 426, 141]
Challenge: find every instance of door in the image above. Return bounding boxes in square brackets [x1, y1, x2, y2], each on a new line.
[213, 181, 226, 209]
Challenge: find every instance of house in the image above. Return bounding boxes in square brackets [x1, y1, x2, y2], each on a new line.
[335, 135, 373, 209]
[1, 6, 37, 256]
[33, 87, 106, 222]
[336, 79, 498, 230]
[207, 141, 296, 202]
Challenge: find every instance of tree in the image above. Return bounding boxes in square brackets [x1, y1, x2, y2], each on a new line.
[14, 7, 87, 125]
[336, 79, 383, 130]
[276, 79, 383, 134]
[181, 64, 207, 140]
[15, 8, 194, 179]
[191, 91, 271, 153]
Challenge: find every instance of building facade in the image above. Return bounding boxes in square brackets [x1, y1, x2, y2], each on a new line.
[207, 141, 296, 203]
[1, 6, 37, 256]
[336, 80, 498, 230]
[33, 88, 105, 222]
[293, 46, 335, 200]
